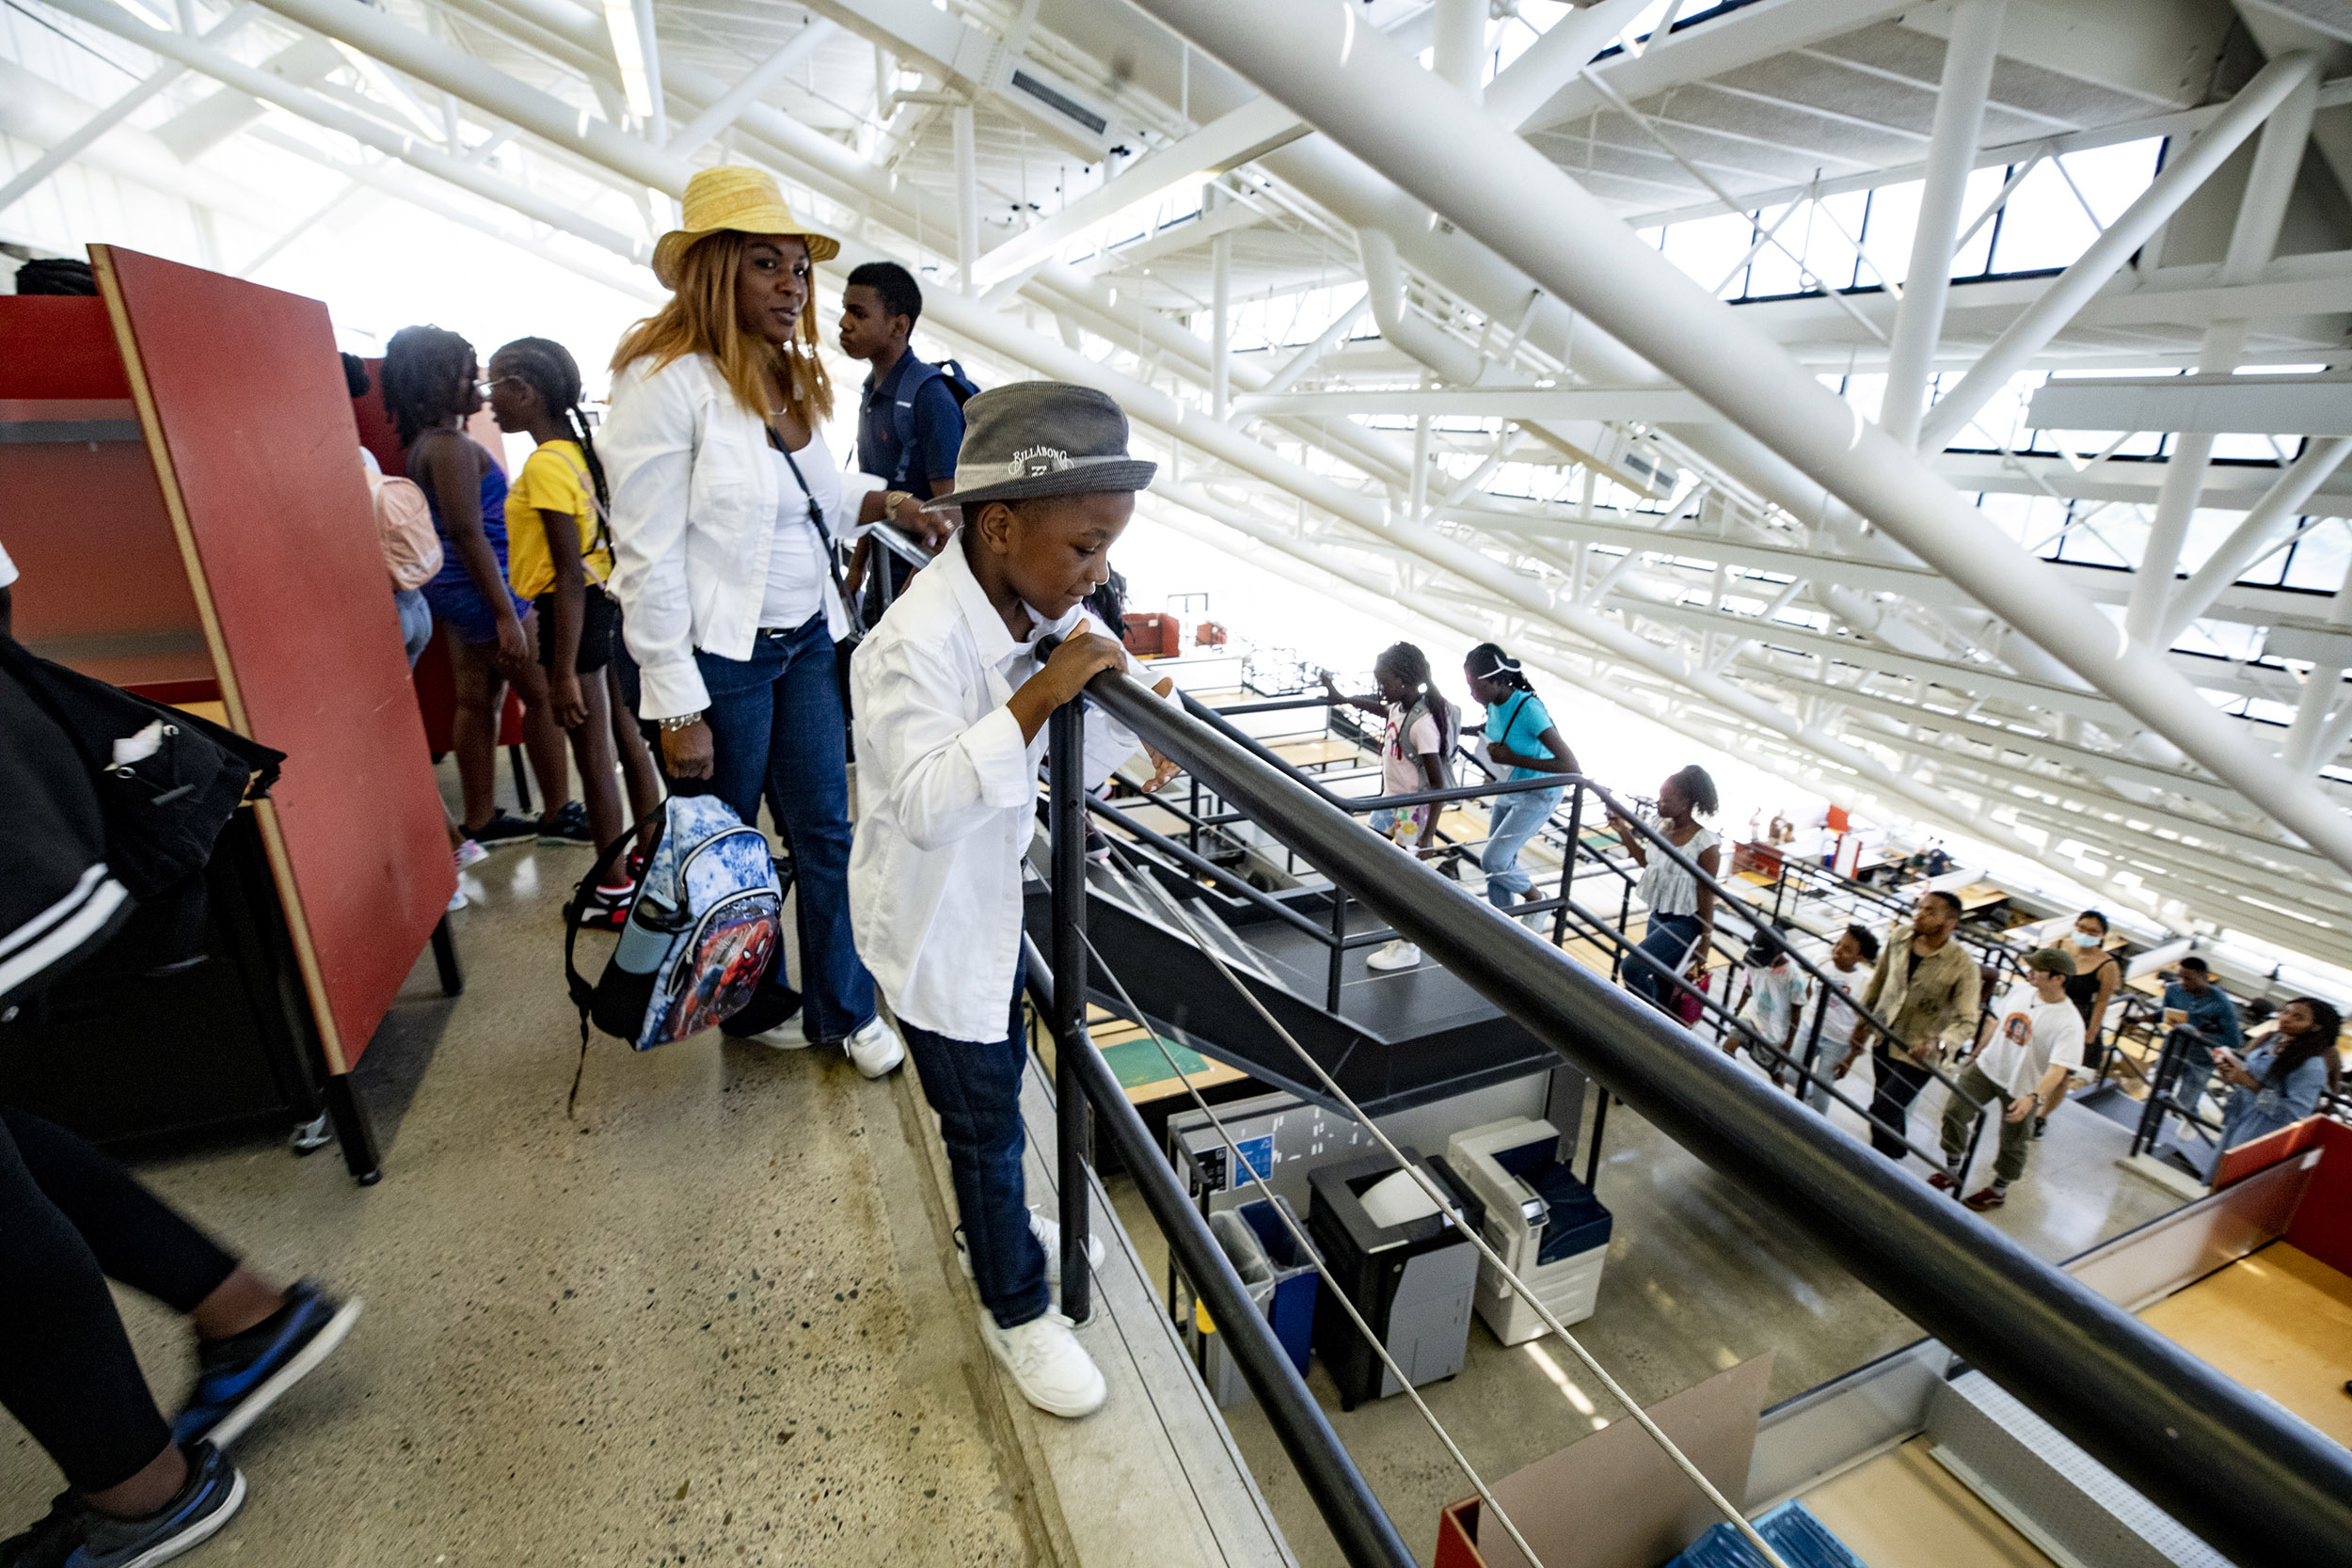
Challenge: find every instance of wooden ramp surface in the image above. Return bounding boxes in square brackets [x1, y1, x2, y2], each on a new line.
[2137, 1242, 2352, 1448]
[1800, 1437, 2056, 1568]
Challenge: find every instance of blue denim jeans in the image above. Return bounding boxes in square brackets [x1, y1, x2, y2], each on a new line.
[898, 954, 1050, 1331]
[393, 587, 433, 668]
[1626, 911, 1706, 1012]
[1482, 786, 1563, 910]
[692, 617, 875, 1042]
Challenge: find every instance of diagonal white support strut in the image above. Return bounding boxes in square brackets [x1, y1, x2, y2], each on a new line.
[1121, 0, 2352, 879]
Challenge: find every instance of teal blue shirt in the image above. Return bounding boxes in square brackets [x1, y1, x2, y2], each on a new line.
[1486, 690, 1556, 783]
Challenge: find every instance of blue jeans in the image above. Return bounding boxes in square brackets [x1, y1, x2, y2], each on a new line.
[1482, 786, 1563, 910]
[693, 617, 875, 1042]
[898, 955, 1050, 1331]
[394, 587, 433, 667]
[1626, 911, 1705, 1012]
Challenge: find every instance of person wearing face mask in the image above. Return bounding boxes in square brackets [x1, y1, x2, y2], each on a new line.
[2041, 909, 2122, 1132]
[601, 166, 900, 1079]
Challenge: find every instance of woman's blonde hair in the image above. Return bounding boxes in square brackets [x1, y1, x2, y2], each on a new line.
[612, 229, 834, 427]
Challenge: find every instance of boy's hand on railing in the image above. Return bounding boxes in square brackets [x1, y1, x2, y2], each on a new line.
[1042, 630, 1128, 702]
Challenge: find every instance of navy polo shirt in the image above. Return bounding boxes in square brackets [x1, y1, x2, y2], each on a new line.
[857, 351, 965, 495]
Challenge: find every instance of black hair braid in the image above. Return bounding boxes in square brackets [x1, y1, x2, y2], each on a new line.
[382, 325, 474, 448]
[496, 336, 610, 536]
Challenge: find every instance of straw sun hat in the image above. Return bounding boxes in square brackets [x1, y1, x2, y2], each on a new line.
[651, 166, 839, 290]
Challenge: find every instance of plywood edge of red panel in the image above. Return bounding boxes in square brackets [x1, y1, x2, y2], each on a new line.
[94, 245, 453, 1073]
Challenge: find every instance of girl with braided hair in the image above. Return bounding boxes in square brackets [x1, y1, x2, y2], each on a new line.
[486, 337, 664, 920]
[1462, 643, 1580, 929]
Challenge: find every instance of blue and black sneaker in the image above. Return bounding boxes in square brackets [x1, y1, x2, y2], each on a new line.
[170, 1280, 362, 1449]
[0, 1443, 244, 1568]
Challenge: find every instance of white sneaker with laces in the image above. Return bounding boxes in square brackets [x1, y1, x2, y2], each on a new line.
[745, 1015, 810, 1051]
[957, 1207, 1105, 1289]
[1365, 939, 1422, 972]
[982, 1309, 1105, 1418]
[846, 1015, 904, 1078]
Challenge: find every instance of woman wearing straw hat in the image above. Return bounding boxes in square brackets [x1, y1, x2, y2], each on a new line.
[602, 166, 901, 1079]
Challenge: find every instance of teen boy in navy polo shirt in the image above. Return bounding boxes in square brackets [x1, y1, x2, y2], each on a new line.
[838, 261, 964, 607]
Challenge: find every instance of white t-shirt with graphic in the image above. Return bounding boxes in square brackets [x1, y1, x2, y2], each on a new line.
[1974, 985, 2087, 1099]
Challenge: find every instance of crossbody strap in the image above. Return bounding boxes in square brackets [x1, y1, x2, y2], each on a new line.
[766, 425, 865, 637]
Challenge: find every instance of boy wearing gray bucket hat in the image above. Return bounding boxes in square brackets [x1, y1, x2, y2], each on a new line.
[848, 381, 1177, 1419]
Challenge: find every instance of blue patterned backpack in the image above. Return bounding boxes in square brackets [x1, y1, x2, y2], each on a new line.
[564, 795, 783, 1053]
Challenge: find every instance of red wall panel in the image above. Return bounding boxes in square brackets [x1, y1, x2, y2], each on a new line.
[99, 246, 452, 1070]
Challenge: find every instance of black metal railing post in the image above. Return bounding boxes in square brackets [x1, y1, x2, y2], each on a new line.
[1047, 698, 1093, 1325]
[1327, 886, 1346, 1012]
[1552, 784, 1582, 946]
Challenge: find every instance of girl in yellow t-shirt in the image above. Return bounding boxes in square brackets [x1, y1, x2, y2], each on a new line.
[487, 337, 663, 920]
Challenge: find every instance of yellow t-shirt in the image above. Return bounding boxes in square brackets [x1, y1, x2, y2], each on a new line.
[504, 439, 613, 601]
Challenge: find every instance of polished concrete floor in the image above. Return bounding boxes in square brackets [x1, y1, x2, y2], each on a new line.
[1110, 1049, 2185, 1568]
[0, 829, 1042, 1567]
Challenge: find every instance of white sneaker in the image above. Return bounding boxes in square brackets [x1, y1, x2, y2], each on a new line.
[744, 1014, 810, 1051]
[957, 1207, 1105, 1288]
[454, 839, 489, 870]
[845, 1015, 904, 1078]
[981, 1309, 1105, 1418]
[445, 885, 468, 912]
[1365, 939, 1422, 972]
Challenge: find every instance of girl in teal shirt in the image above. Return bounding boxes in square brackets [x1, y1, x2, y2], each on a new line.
[1463, 644, 1579, 921]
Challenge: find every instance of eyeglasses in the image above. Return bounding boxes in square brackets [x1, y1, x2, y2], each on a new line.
[476, 374, 520, 397]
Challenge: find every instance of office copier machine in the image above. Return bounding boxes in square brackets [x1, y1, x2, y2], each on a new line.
[1444, 1117, 1613, 1345]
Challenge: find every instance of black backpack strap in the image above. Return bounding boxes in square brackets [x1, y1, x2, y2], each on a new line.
[563, 800, 665, 1012]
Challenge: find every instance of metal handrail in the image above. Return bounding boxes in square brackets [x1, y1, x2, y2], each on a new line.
[1079, 665, 2352, 1568]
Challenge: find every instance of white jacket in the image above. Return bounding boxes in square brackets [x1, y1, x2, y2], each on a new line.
[849, 541, 1165, 1040]
[601, 352, 853, 721]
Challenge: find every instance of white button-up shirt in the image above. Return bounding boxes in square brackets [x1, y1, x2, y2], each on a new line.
[849, 539, 1161, 1040]
[601, 352, 856, 721]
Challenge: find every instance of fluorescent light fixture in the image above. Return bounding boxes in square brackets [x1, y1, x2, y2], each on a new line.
[602, 0, 654, 119]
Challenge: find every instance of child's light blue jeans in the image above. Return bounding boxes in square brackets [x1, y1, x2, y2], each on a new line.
[1482, 786, 1564, 910]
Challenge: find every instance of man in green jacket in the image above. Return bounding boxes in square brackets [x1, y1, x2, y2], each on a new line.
[1840, 890, 1981, 1162]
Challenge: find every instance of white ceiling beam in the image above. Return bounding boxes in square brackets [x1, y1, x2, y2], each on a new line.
[1515, 0, 1920, 136]
[666, 18, 836, 156]
[971, 96, 1303, 287]
[0, 4, 259, 216]
[1619, 74, 2352, 229]
[41, 0, 657, 265]
[2028, 372, 2352, 437]
[1934, 451, 2352, 515]
[1232, 388, 1716, 421]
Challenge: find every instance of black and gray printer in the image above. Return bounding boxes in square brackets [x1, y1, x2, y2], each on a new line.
[1307, 1147, 1482, 1409]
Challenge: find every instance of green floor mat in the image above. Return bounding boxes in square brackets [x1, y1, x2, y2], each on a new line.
[1098, 1033, 1212, 1090]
